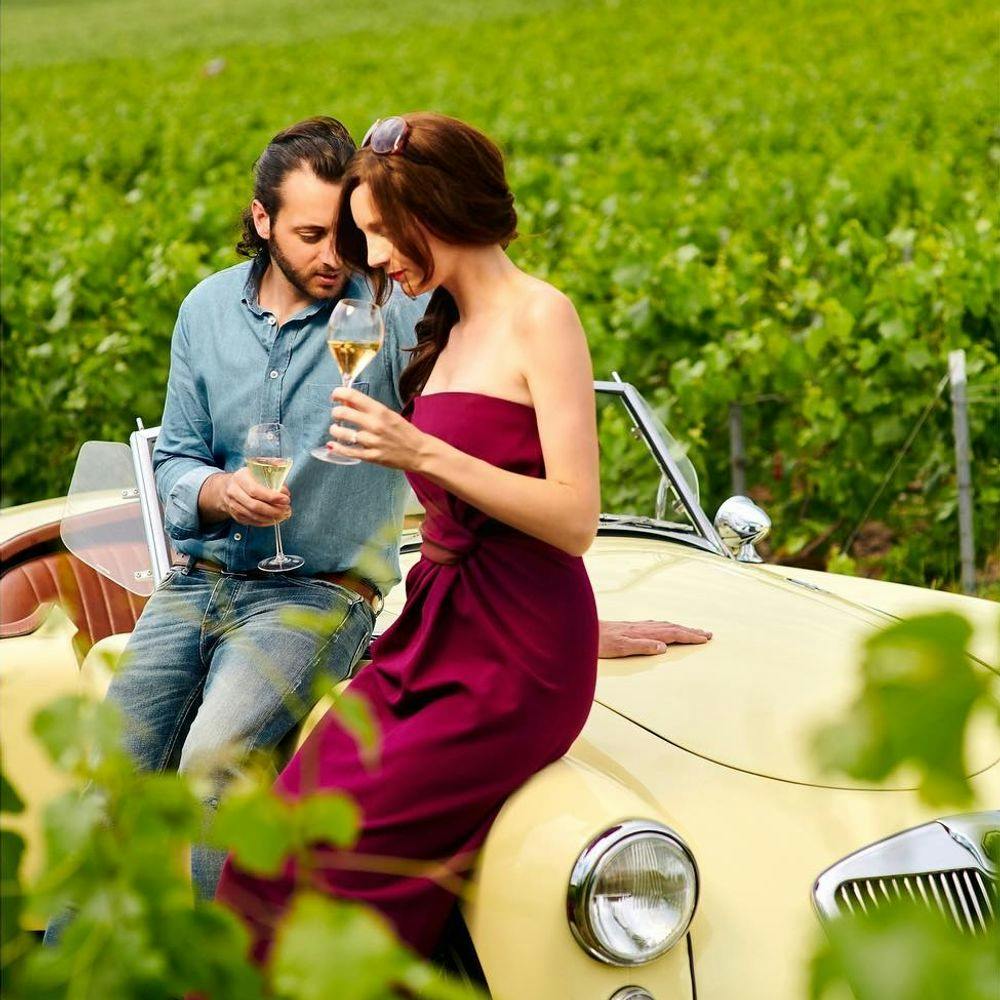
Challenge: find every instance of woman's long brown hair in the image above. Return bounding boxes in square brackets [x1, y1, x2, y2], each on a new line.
[335, 112, 518, 404]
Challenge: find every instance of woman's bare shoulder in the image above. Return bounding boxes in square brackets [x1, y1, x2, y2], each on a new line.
[513, 274, 582, 339]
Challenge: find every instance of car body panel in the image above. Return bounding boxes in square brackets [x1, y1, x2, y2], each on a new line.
[1, 496, 67, 539]
[464, 745, 694, 999]
[585, 538, 1000, 788]
[758, 563, 1000, 665]
[560, 702, 999, 1000]
[1, 605, 83, 913]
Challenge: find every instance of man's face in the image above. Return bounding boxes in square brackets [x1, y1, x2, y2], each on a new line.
[253, 167, 347, 301]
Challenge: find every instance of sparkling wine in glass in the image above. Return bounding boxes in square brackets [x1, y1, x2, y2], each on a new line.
[246, 422, 304, 572]
[311, 298, 384, 466]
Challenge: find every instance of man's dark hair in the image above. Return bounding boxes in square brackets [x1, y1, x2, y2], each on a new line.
[236, 116, 357, 259]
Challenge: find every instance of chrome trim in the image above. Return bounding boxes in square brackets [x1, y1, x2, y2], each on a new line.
[596, 523, 723, 557]
[940, 812, 1000, 874]
[813, 811, 1000, 928]
[567, 819, 699, 967]
[129, 424, 172, 587]
[595, 381, 731, 559]
[609, 989, 655, 1000]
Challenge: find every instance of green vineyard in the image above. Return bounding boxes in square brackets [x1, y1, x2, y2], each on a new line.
[2, 0, 997, 590]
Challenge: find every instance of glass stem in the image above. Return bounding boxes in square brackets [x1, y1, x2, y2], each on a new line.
[335, 375, 353, 442]
[273, 523, 286, 566]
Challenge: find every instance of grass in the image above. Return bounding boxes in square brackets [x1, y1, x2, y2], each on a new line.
[0, 0, 579, 68]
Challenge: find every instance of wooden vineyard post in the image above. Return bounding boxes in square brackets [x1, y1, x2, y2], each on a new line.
[947, 350, 976, 595]
[729, 402, 746, 497]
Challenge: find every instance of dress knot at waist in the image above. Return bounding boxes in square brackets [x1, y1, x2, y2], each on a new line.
[419, 537, 479, 566]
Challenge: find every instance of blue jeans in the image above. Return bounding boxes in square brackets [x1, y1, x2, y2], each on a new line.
[47, 565, 374, 939]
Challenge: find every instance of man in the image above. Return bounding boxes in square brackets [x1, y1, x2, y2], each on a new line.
[99, 116, 712, 905]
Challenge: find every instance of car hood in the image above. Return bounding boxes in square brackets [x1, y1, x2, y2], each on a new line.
[585, 537, 1000, 789]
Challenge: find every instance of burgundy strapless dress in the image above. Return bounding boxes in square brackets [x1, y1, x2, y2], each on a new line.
[215, 391, 599, 962]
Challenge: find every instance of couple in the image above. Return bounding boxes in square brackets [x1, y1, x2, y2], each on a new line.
[100, 113, 711, 964]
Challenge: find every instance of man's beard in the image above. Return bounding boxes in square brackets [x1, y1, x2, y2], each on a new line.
[267, 236, 342, 301]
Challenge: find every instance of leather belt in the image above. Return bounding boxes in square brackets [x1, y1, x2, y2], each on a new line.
[183, 557, 383, 614]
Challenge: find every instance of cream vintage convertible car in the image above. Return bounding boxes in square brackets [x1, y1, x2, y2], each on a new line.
[2, 378, 997, 998]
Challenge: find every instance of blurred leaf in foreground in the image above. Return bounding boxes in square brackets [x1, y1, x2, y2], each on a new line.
[270, 892, 414, 1000]
[31, 695, 126, 778]
[813, 612, 998, 806]
[1, 770, 25, 815]
[810, 897, 1000, 1000]
[210, 787, 297, 877]
[270, 891, 486, 1000]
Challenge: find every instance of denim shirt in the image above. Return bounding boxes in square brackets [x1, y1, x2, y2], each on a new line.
[152, 259, 429, 592]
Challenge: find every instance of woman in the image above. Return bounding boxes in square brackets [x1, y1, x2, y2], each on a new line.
[214, 112, 601, 962]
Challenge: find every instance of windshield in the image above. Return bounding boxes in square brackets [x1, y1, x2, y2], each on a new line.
[630, 392, 700, 503]
[595, 387, 701, 535]
[61, 441, 155, 597]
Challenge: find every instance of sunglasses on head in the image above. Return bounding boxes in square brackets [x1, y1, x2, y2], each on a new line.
[361, 116, 410, 155]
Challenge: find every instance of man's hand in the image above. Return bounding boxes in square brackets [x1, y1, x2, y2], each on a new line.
[598, 619, 712, 658]
[198, 469, 291, 527]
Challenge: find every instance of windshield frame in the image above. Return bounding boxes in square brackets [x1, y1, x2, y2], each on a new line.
[595, 379, 732, 559]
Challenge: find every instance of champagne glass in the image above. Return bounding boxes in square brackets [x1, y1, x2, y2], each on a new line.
[311, 299, 384, 466]
[245, 422, 304, 572]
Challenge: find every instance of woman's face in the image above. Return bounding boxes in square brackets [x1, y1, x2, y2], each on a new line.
[350, 182, 440, 298]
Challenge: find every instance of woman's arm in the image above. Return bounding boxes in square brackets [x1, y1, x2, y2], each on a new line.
[328, 291, 600, 556]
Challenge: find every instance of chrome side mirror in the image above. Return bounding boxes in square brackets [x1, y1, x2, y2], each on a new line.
[714, 495, 771, 563]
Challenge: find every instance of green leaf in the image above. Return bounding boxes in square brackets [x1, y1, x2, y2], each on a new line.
[20, 888, 167, 998]
[983, 830, 1000, 868]
[820, 299, 854, 342]
[296, 792, 361, 849]
[395, 962, 490, 1000]
[812, 613, 992, 806]
[329, 692, 382, 771]
[810, 897, 1000, 1000]
[42, 789, 107, 866]
[856, 340, 881, 372]
[1, 769, 25, 815]
[31, 696, 123, 775]
[157, 904, 265, 1000]
[209, 790, 296, 876]
[903, 343, 933, 370]
[872, 415, 905, 446]
[115, 773, 202, 843]
[804, 321, 828, 360]
[675, 243, 700, 266]
[270, 893, 413, 1000]
[1, 829, 26, 949]
[877, 317, 907, 341]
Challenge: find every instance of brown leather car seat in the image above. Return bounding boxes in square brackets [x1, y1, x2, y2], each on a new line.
[0, 519, 148, 662]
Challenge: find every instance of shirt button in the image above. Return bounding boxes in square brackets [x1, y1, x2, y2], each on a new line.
[233, 532, 242, 540]
[269, 370, 279, 379]
[267, 316, 276, 326]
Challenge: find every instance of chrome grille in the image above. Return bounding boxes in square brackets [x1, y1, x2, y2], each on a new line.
[813, 812, 1000, 935]
[835, 869, 997, 934]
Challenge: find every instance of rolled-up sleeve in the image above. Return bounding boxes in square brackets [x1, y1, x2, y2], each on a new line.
[153, 304, 229, 541]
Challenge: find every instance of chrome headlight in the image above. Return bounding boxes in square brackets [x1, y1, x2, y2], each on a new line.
[567, 819, 698, 965]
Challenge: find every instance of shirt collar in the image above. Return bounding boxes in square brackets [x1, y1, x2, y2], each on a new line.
[240, 255, 268, 317]
[240, 257, 373, 322]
